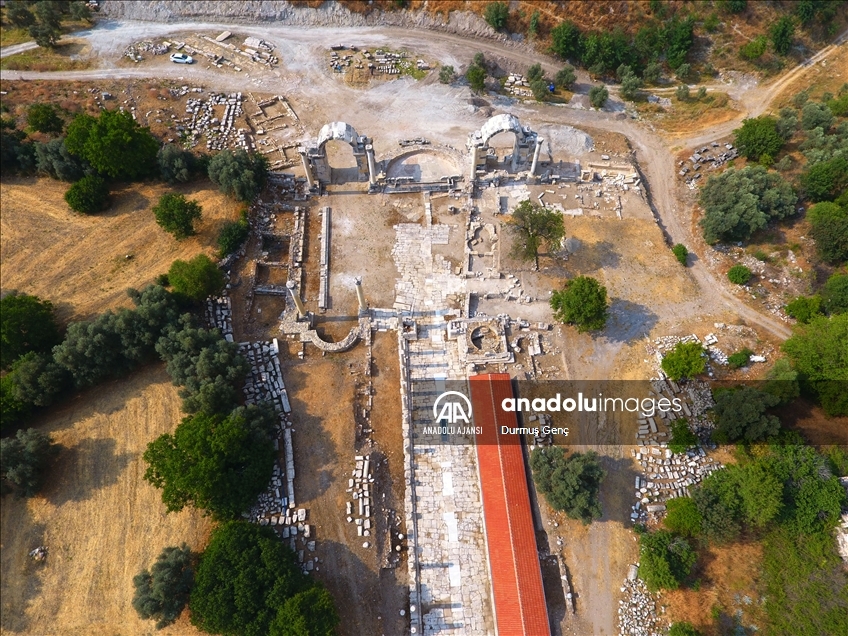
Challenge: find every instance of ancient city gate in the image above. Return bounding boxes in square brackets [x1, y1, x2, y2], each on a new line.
[298, 121, 378, 186]
[466, 113, 544, 180]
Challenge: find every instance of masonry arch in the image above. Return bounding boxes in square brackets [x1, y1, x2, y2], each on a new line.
[300, 121, 376, 186]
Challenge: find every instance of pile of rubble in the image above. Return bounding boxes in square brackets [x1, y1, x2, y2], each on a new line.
[205, 292, 234, 342]
[617, 576, 665, 636]
[28, 546, 48, 562]
[346, 454, 375, 543]
[239, 340, 292, 416]
[504, 73, 532, 97]
[182, 92, 247, 151]
[631, 446, 721, 523]
[680, 141, 738, 189]
[123, 40, 168, 61]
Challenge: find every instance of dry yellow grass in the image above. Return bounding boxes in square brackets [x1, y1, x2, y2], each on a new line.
[0, 365, 213, 636]
[0, 177, 242, 323]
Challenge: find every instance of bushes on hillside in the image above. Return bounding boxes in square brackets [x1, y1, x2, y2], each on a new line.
[207, 149, 268, 203]
[713, 386, 781, 443]
[132, 544, 194, 629]
[550, 276, 608, 332]
[34, 137, 87, 181]
[734, 116, 784, 161]
[530, 447, 605, 524]
[153, 193, 202, 240]
[807, 201, 847, 264]
[661, 342, 705, 381]
[1, 428, 60, 497]
[638, 530, 696, 591]
[167, 254, 225, 303]
[64, 174, 109, 214]
[218, 211, 250, 257]
[0, 292, 62, 369]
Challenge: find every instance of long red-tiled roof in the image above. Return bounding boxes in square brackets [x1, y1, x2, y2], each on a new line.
[470, 373, 551, 636]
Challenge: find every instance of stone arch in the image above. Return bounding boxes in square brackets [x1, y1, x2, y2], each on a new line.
[299, 121, 377, 186]
[467, 113, 543, 178]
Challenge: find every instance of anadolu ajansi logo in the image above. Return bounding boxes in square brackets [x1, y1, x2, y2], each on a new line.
[433, 391, 473, 425]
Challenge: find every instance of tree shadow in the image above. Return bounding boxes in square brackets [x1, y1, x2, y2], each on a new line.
[597, 456, 640, 526]
[103, 185, 150, 218]
[0, 513, 47, 634]
[43, 437, 134, 505]
[601, 299, 658, 344]
[569, 239, 620, 272]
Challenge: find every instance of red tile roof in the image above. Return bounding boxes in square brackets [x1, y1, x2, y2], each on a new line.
[470, 373, 551, 636]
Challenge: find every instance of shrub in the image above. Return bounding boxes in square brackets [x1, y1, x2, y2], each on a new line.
[438, 65, 455, 84]
[620, 71, 643, 101]
[189, 522, 338, 636]
[65, 110, 159, 181]
[639, 530, 696, 591]
[218, 211, 250, 257]
[669, 622, 701, 636]
[661, 342, 705, 381]
[26, 103, 62, 134]
[740, 35, 767, 61]
[0, 293, 61, 369]
[668, 419, 698, 454]
[506, 200, 565, 268]
[555, 65, 576, 90]
[1, 428, 60, 497]
[466, 63, 486, 93]
[822, 273, 848, 315]
[786, 295, 822, 323]
[770, 15, 795, 56]
[734, 116, 784, 161]
[526, 63, 544, 83]
[664, 497, 702, 538]
[642, 62, 662, 84]
[157, 144, 196, 183]
[800, 102, 834, 131]
[483, 2, 509, 30]
[530, 447, 605, 524]
[727, 348, 753, 368]
[676, 84, 690, 101]
[167, 255, 225, 303]
[550, 21, 584, 61]
[153, 193, 202, 240]
[64, 174, 109, 214]
[7, 1, 36, 28]
[672, 244, 688, 265]
[589, 85, 608, 108]
[801, 156, 848, 202]
[550, 276, 608, 332]
[132, 544, 194, 629]
[530, 78, 550, 102]
[727, 264, 752, 284]
[675, 63, 691, 81]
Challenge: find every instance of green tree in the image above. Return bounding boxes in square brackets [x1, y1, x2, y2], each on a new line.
[699, 166, 798, 243]
[132, 544, 194, 630]
[661, 342, 705, 381]
[483, 2, 509, 30]
[822, 273, 848, 315]
[619, 67, 643, 101]
[639, 530, 696, 591]
[438, 64, 455, 84]
[153, 193, 202, 240]
[728, 263, 751, 284]
[764, 357, 800, 404]
[530, 78, 550, 102]
[555, 65, 576, 90]
[770, 15, 795, 55]
[157, 144, 196, 183]
[589, 85, 608, 108]
[550, 21, 583, 61]
[676, 84, 690, 102]
[713, 386, 781, 443]
[69, 1, 91, 21]
[0, 292, 61, 369]
[776, 107, 798, 140]
[530, 447, 605, 524]
[693, 468, 743, 542]
[528, 10, 540, 39]
[26, 103, 63, 134]
[34, 137, 86, 181]
[64, 173, 109, 213]
[663, 497, 702, 538]
[801, 101, 835, 131]
[526, 63, 544, 83]
[143, 406, 275, 519]
[782, 313, 848, 416]
[550, 276, 608, 332]
[669, 623, 701, 636]
[218, 211, 250, 257]
[801, 156, 848, 202]
[642, 62, 662, 84]
[506, 200, 565, 269]
[32, 0, 62, 30]
[675, 63, 691, 81]
[739, 35, 767, 61]
[672, 244, 688, 265]
[269, 587, 340, 636]
[0, 373, 30, 432]
[207, 149, 268, 202]
[189, 522, 333, 636]
[28, 22, 60, 48]
[668, 418, 698, 454]
[6, 1, 36, 28]
[466, 63, 487, 93]
[167, 254, 224, 303]
[65, 110, 159, 181]
[1, 428, 59, 497]
[733, 116, 784, 161]
[738, 461, 783, 527]
[7, 351, 69, 407]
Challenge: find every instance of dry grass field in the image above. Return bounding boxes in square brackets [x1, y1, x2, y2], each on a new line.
[0, 365, 213, 636]
[0, 177, 243, 323]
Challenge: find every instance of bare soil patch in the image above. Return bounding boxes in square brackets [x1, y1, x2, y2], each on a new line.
[0, 365, 213, 636]
[0, 177, 242, 322]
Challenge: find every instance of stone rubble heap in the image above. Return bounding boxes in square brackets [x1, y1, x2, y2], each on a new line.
[124, 40, 168, 61]
[181, 92, 247, 151]
[205, 292, 234, 342]
[680, 141, 738, 189]
[346, 455, 375, 539]
[504, 73, 533, 97]
[617, 577, 665, 636]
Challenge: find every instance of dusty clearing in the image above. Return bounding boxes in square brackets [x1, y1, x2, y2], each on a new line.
[0, 177, 242, 322]
[0, 365, 213, 636]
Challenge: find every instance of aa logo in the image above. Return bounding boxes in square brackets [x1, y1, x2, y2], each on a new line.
[433, 391, 472, 425]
